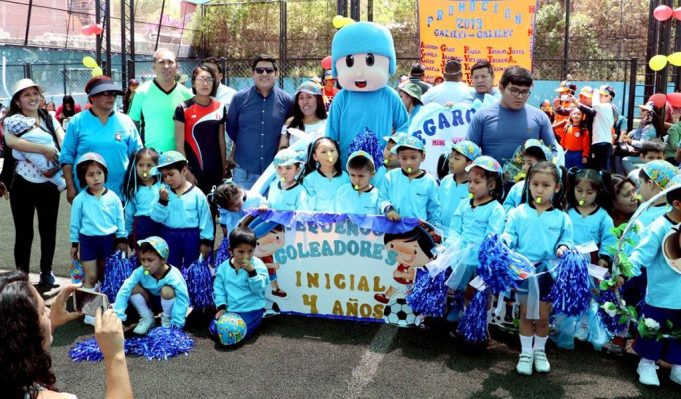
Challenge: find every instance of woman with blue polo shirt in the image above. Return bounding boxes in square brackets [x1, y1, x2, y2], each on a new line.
[60, 76, 142, 203]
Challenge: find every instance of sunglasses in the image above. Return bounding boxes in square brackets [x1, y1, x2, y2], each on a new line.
[254, 67, 276, 75]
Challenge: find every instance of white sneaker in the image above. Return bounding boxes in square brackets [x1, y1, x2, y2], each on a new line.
[133, 315, 155, 335]
[516, 352, 534, 375]
[670, 366, 681, 386]
[83, 314, 95, 326]
[161, 315, 172, 328]
[575, 323, 589, 342]
[637, 361, 660, 386]
[533, 350, 551, 373]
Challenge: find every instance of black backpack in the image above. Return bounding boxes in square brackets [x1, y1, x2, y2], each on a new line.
[0, 109, 58, 188]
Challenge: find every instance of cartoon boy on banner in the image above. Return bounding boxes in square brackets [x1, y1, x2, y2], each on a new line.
[327, 18, 409, 167]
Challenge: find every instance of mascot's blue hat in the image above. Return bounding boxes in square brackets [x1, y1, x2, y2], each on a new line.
[331, 21, 396, 78]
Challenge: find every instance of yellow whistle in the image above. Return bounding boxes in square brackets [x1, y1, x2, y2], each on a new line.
[468, 192, 474, 198]
[535, 197, 542, 204]
[354, 184, 360, 190]
[142, 172, 148, 178]
[407, 167, 413, 173]
[328, 157, 334, 163]
[635, 194, 643, 201]
[383, 159, 389, 165]
[280, 176, 287, 182]
[578, 199, 585, 206]
[144, 270, 150, 275]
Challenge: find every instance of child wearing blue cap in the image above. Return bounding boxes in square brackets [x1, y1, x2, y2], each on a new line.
[335, 150, 379, 214]
[211, 226, 270, 346]
[150, 151, 214, 269]
[303, 137, 349, 212]
[268, 148, 309, 211]
[378, 136, 440, 224]
[636, 160, 677, 228]
[113, 236, 190, 334]
[438, 140, 481, 233]
[69, 153, 127, 300]
[446, 156, 505, 299]
[503, 161, 573, 376]
[503, 139, 553, 212]
[627, 174, 681, 387]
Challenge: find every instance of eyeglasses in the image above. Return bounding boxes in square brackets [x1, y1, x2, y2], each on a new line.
[96, 91, 117, 97]
[507, 87, 531, 98]
[195, 77, 215, 85]
[254, 67, 276, 75]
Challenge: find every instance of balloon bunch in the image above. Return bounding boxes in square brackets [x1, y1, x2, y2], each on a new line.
[648, 52, 681, 71]
[81, 23, 104, 36]
[82, 56, 103, 78]
[649, 92, 681, 108]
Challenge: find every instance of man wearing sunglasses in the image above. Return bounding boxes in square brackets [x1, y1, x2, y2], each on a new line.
[128, 48, 192, 152]
[226, 54, 292, 189]
[60, 76, 142, 202]
[465, 66, 556, 168]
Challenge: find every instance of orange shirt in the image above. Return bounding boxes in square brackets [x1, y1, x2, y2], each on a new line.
[561, 125, 590, 157]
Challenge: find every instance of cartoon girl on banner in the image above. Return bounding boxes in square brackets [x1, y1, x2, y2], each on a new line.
[375, 222, 439, 304]
[326, 19, 409, 167]
[241, 214, 288, 298]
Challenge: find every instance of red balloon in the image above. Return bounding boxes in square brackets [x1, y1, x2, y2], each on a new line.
[654, 5, 673, 21]
[92, 23, 104, 35]
[649, 93, 667, 109]
[321, 55, 332, 70]
[667, 93, 681, 108]
[80, 24, 94, 35]
[674, 7, 681, 21]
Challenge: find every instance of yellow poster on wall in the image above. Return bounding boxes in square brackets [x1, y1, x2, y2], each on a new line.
[418, 0, 536, 84]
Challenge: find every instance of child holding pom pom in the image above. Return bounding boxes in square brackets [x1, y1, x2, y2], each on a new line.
[113, 236, 190, 335]
[437, 140, 481, 234]
[503, 161, 573, 376]
[446, 156, 505, 303]
[335, 150, 379, 214]
[211, 226, 270, 347]
[627, 174, 681, 387]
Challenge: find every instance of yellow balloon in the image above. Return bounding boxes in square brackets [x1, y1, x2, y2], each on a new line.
[649, 55, 668, 71]
[332, 15, 354, 29]
[82, 56, 98, 69]
[91, 66, 103, 77]
[669, 52, 681, 67]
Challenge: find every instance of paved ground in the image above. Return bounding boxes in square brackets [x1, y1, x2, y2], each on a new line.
[1, 193, 679, 398]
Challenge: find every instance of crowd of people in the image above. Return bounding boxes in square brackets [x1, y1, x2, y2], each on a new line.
[1, 46, 680, 397]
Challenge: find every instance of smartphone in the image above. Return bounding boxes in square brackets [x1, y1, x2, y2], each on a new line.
[73, 289, 110, 317]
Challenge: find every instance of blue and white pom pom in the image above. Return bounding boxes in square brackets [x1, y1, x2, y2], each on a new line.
[102, 251, 134, 302]
[406, 267, 451, 317]
[546, 250, 590, 317]
[456, 290, 489, 344]
[214, 237, 230, 267]
[478, 234, 531, 294]
[347, 127, 384, 167]
[182, 255, 214, 309]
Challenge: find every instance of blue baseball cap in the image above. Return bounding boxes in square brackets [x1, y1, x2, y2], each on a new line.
[383, 132, 408, 144]
[465, 155, 502, 174]
[450, 140, 482, 161]
[153, 151, 187, 175]
[642, 160, 677, 189]
[523, 139, 552, 161]
[273, 148, 303, 167]
[391, 135, 425, 154]
[137, 236, 169, 260]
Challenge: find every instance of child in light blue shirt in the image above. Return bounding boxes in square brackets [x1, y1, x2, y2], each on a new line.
[303, 137, 349, 212]
[335, 150, 380, 214]
[379, 136, 440, 224]
[372, 132, 407, 190]
[635, 160, 677, 228]
[123, 147, 163, 243]
[503, 139, 551, 212]
[113, 236, 190, 334]
[438, 140, 481, 233]
[268, 148, 309, 211]
[210, 227, 270, 347]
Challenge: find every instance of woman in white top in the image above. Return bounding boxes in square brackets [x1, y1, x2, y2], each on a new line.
[279, 81, 328, 150]
[1, 79, 64, 288]
[0, 271, 132, 399]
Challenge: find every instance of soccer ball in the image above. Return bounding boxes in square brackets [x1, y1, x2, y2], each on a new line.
[215, 313, 247, 346]
[488, 294, 519, 333]
[383, 297, 420, 327]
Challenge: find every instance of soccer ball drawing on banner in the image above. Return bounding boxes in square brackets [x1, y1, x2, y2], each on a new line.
[488, 294, 519, 333]
[383, 297, 420, 327]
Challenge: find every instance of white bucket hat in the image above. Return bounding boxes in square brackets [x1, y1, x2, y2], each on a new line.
[11, 78, 45, 99]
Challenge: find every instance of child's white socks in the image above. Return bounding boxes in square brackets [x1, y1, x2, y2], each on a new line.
[533, 335, 548, 351]
[161, 298, 175, 318]
[130, 293, 152, 318]
[520, 335, 533, 354]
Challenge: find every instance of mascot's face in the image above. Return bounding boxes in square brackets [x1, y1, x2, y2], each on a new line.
[255, 230, 285, 257]
[386, 239, 430, 268]
[335, 52, 390, 92]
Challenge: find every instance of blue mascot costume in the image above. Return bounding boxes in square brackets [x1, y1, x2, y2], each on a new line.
[326, 19, 409, 167]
